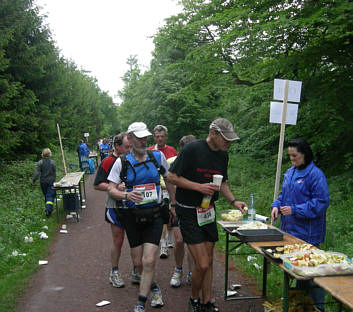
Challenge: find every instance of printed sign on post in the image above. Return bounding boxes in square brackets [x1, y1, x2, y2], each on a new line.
[84, 132, 89, 137]
[273, 79, 302, 103]
[270, 101, 299, 125]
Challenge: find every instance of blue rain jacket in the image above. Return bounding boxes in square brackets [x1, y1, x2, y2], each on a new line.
[271, 161, 329, 246]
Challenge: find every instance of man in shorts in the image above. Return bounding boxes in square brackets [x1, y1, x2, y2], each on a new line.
[94, 133, 140, 287]
[148, 125, 178, 259]
[108, 122, 175, 312]
[169, 135, 196, 288]
[168, 118, 247, 312]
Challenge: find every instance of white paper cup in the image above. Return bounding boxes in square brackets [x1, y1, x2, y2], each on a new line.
[213, 174, 223, 189]
[61, 224, 67, 230]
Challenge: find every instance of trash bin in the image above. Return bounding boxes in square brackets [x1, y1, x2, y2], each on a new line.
[63, 193, 79, 211]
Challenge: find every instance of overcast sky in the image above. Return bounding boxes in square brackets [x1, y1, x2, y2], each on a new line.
[35, 0, 182, 103]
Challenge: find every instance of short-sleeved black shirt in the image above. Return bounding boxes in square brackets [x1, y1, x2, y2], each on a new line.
[169, 139, 228, 207]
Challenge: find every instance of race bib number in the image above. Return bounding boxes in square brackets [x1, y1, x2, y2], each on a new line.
[196, 205, 215, 226]
[134, 184, 158, 205]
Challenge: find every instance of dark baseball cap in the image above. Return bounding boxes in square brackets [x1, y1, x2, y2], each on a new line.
[209, 118, 239, 141]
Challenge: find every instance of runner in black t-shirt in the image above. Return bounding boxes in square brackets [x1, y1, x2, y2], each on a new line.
[168, 118, 247, 312]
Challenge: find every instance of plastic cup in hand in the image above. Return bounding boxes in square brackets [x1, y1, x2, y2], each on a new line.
[212, 174, 223, 190]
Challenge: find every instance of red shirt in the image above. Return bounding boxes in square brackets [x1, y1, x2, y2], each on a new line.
[148, 144, 177, 160]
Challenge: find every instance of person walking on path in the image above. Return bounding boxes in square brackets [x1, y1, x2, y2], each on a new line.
[94, 132, 141, 288]
[77, 140, 90, 157]
[107, 122, 176, 312]
[169, 135, 196, 288]
[148, 124, 178, 259]
[32, 148, 56, 217]
[99, 137, 111, 161]
[168, 118, 247, 312]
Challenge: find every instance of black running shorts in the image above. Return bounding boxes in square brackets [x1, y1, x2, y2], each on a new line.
[118, 210, 163, 248]
[175, 204, 218, 244]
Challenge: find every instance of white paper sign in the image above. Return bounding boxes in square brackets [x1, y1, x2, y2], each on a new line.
[270, 102, 298, 125]
[84, 132, 89, 137]
[273, 79, 302, 102]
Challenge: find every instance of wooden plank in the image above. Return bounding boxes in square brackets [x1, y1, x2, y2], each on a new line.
[56, 172, 84, 187]
[314, 276, 353, 310]
[273, 79, 289, 200]
[57, 123, 67, 175]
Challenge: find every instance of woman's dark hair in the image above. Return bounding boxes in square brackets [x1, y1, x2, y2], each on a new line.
[288, 138, 314, 168]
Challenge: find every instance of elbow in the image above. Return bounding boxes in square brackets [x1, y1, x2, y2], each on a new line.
[167, 172, 177, 185]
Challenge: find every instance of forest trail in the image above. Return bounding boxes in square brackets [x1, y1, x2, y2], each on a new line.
[15, 174, 264, 312]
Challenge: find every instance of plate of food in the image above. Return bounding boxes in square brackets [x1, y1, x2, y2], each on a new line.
[281, 250, 353, 277]
[261, 243, 317, 262]
[220, 209, 244, 222]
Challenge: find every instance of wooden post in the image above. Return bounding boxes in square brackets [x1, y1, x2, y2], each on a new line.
[273, 80, 289, 200]
[57, 123, 67, 175]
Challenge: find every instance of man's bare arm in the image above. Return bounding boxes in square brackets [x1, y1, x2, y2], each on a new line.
[167, 172, 219, 195]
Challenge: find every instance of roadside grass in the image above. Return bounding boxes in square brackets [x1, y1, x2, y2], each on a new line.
[0, 147, 79, 312]
[216, 154, 353, 312]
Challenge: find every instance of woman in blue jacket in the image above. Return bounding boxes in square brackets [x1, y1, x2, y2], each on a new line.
[271, 138, 329, 311]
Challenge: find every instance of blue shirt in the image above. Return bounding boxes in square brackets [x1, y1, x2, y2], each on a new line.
[271, 161, 329, 245]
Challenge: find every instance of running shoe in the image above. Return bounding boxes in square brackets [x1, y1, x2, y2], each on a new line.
[170, 268, 183, 287]
[166, 233, 174, 248]
[109, 269, 125, 288]
[186, 271, 192, 285]
[202, 301, 219, 312]
[150, 287, 164, 307]
[131, 267, 141, 285]
[188, 298, 202, 312]
[159, 245, 168, 259]
[133, 304, 145, 312]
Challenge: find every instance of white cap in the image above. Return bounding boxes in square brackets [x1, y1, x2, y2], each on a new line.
[127, 122, 152, 138]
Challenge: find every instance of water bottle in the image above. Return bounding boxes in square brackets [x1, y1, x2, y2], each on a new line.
[200, 194, 212, 209]
[248, 194, 256, 221]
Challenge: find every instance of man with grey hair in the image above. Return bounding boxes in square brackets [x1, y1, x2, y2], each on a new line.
[108, 122, 176, 312]
[148, 124, 178, 258]
[168, 118, 247, 312]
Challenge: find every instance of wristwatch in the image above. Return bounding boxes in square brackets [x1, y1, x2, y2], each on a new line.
[230, 199, 237, 206]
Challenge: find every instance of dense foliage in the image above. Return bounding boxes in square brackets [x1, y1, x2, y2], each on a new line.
[118, 0, 353, 174]
[0, 0, 119, 160]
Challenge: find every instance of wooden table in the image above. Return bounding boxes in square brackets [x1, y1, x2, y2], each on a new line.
[314, 275, 353, 311]
[218, 221, 353, 312]
[53, 172, 86, 221]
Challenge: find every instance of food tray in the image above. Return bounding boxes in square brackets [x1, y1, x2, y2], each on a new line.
[231, 228, 283, 242]
[282, 251, 353, 277]
[261, 243, 318, 262]
[261, 246, 285, 262]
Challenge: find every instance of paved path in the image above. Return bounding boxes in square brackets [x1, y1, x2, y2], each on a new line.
[16, 174, 265, 312]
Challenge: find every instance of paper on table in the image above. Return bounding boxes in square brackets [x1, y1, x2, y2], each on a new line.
[255, 214, 269, 222]
[96, 300, 111, 307]
[59, 230, 68, 234]
[227, 290, 237, 297]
